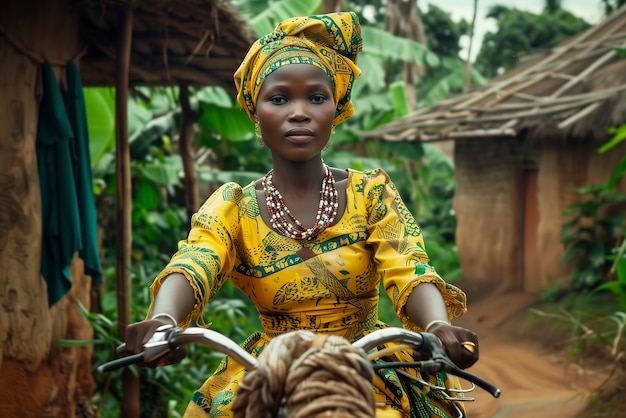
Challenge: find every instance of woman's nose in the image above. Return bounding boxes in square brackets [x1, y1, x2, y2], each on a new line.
[288, 101, 311, 121]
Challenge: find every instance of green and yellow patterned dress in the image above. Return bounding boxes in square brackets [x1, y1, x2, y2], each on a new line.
[148, 168, 468, 417]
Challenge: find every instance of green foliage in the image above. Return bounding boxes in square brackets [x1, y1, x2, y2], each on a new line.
[84, 88, 116, 170]
[54, 298, 120, 348]
[246, 0, 322, 35]
[552, 120, 626, 381]
[560, 184, 626, 290]
[83, 86, 233, 417]
[195, 90, 270, 178]
[197, 103, 255, 143]
[475, 6, 590, 78]
[596, 249, 626, 311]
[417, 146, 460, 279]
[358, 4, 483, 110]
[129, 110, 179, 160]
[421, 4, 469, 58]
[347, 24, 443, 125]
[600, 0, 626, 15]
[599, 124, 626, 191]
[360, 25, 439, 68]
[528, 292, 625, 363]
[417, 56, 487, 107]
[389, 80, 411, 118]
[560, 122, 626, 294]
[593, 123, 626, 310]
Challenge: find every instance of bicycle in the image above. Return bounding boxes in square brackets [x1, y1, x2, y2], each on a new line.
[99, 326, 501, 417]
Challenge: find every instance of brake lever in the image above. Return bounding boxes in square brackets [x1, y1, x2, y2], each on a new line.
[367, 331, 501, 399]
[422, 333, 500, 397]
[419, 333, 458, 372]
[114, 325, 180, 362]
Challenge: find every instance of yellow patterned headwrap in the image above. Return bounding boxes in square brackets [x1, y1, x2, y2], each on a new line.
[234, 12, 363, 127]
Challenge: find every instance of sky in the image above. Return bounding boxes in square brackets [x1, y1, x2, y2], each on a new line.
[432, 0, 606, 60]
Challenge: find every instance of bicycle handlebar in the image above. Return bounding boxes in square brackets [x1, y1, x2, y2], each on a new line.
[353, 328, 500, 398]
[98, 326, 500, 399]
[97, 325, 258, 373]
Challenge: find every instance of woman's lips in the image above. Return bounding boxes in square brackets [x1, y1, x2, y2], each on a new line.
[285, 129, 315, 142]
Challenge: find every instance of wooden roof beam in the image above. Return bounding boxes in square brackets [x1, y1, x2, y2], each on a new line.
[379, 127, 517, 142]
[558, 102, 602, 129]
[551, 49, 618, 97]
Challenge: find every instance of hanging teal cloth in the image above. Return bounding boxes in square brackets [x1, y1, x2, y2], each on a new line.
[64, 60, 103, 284]
[36, 60, 83, 306]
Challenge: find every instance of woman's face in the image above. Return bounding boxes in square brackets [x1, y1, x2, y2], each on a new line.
[255, 64, 335, 162]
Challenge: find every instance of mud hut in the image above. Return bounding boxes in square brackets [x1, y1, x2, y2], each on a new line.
[0, 1, 256, 417]
[362, 6, 626, 295]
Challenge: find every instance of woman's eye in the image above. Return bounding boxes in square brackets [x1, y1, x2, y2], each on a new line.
[311, 94, 327, 104]
[270, 96, 287, 105]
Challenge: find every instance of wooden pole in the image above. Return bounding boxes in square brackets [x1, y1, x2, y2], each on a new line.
[179, 83, 200, 222]
[464, 0, 478, 93]
[115, 3, 139, 417]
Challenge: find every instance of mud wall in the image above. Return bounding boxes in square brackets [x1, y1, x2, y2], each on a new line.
[0, 1, 96, 416]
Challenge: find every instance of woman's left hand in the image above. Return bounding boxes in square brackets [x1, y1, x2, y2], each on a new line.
[428, 323, 479, 369]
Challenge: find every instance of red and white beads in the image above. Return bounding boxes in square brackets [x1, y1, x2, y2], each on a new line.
[263, 164, 339, 240]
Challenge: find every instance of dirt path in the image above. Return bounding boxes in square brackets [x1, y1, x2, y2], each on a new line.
[453, 290, 610, 418]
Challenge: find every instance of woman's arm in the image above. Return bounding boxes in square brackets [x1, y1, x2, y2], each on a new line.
[149, 273, 196, 325]
[123, 274, 195, 366]
[124, 182, 245, 366]
[404, 282, 450, 330]
[406, 282, 478, 369]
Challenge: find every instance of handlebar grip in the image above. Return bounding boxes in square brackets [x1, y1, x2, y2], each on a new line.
[96, 352, 145, 374]
[455, 368, 501, 398]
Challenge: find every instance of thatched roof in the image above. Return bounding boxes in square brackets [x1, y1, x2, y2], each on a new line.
[363, 5, 626, 144]
[77, 0, 258, 93]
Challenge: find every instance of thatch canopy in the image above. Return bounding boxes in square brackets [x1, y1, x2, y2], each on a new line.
[77, 0, 258, 92]
[363, 5, 626, 144]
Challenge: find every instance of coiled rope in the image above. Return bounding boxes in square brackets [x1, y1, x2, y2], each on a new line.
[231, 330, 376, 418]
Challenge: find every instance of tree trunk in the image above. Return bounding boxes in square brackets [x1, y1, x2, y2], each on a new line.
[385, 0, 427, 111]
[179, 83, 201, 222]
[321, 0, 346, 14]
[464, 0, 479, 92]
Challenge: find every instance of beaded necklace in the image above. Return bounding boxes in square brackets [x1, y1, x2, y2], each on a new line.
[262, 164, 339, 240]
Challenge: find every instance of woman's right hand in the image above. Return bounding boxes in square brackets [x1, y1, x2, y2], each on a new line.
[428, 322, 479, 370]
[123, 318, 187, 368]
